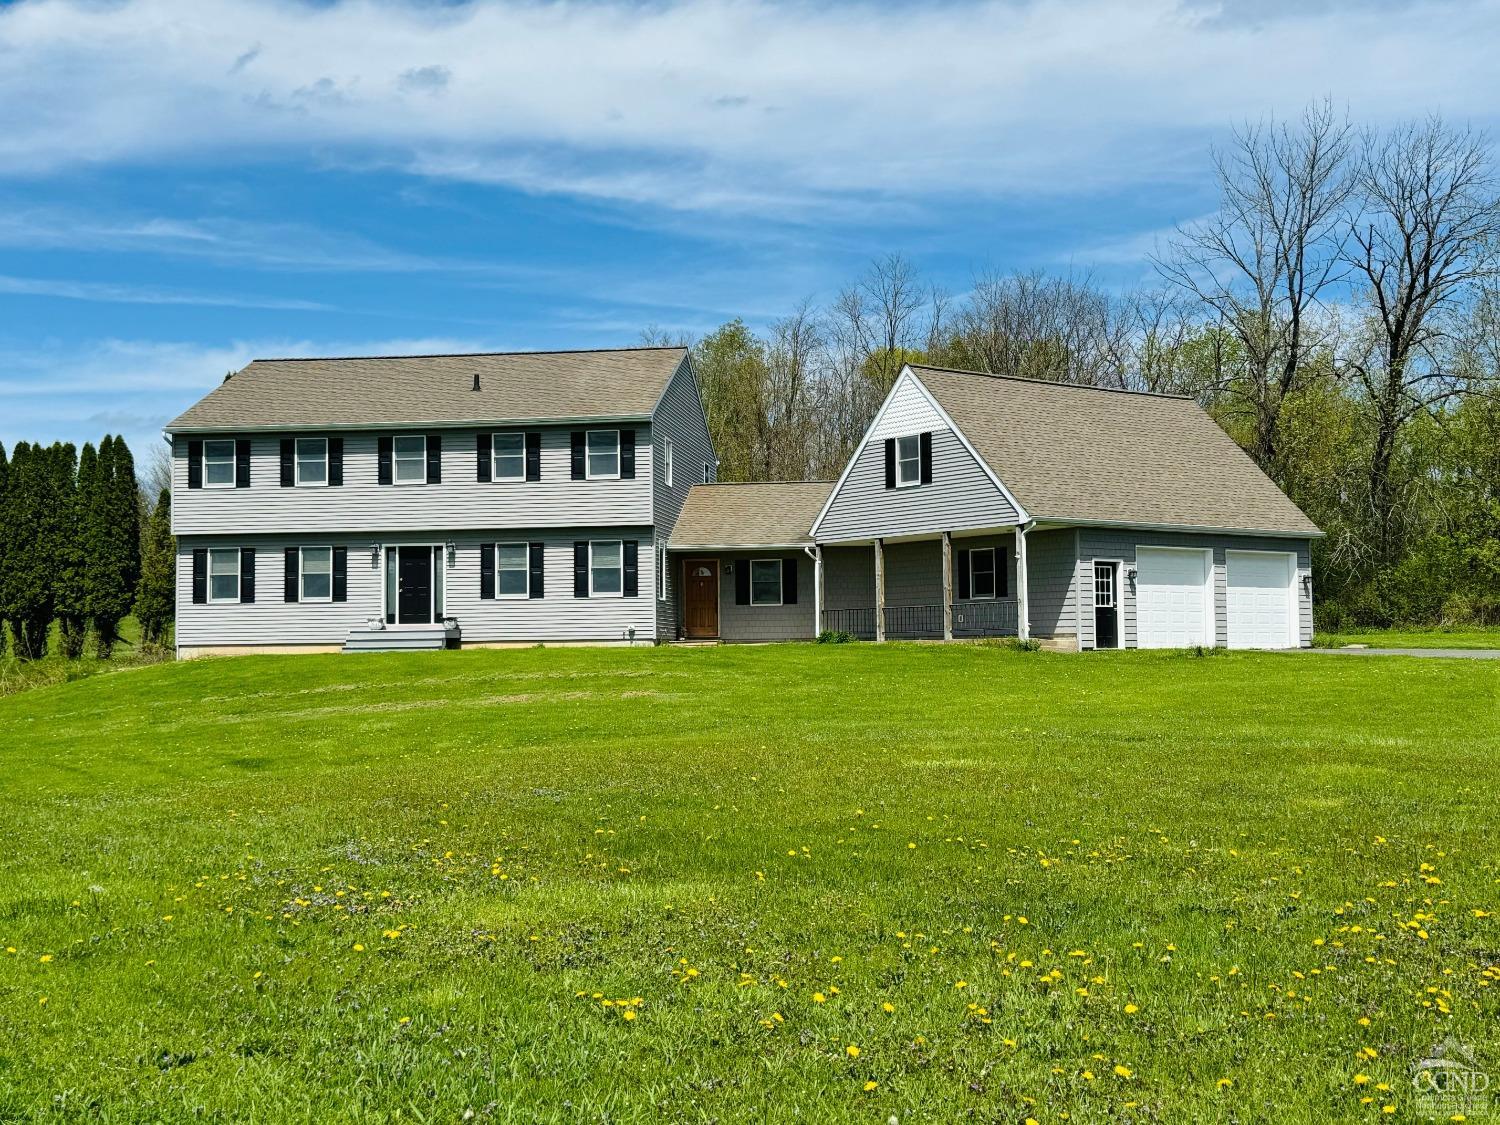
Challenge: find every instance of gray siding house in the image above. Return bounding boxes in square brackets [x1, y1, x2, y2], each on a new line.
[666, 363, 1320, 650]
[167, 347, 714, 656]
[168, 351, 1318, 655]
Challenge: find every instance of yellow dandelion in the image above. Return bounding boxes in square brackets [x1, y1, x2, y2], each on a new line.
[863, 1080, 878, 1092]
[882, 1002, 895, 1013]
[1217, 1078, 1233, 1089]
[1114, 1065, 1133, 1079]
[1354, 1075, 1371, 1086]
[353, 943, 365, 952]
[1124, 1003, 1139, 1014]
[622, 1010, 637, 1021]
[846, 1044, 860, 1058]
[813, 992, 826, 1003]
[39, 954, 53, 963]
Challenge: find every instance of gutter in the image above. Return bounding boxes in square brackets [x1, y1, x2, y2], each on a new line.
[163, 413, 654, 437]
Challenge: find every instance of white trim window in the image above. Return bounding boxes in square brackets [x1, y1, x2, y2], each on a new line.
[301, 546, 333, 601]
[492, 433, 525, 482]
[895, 434, 921, 487]
[589, 540, 623, 596]
[208, 547, 241, 602]
[203, 439, 236, 488]
[662, 438, 674, 487]
[586, 430, 620, 479]
[496, 542, 529, 598]
[393, 435, 427, 484]
[295, 437, 328, 486]
[703, 461, 714, 483]
[658, 542, 668, 600]
[750, 558, 783, 606]
[969, 547, 998, 600]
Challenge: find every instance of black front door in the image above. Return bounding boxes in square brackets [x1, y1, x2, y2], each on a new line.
[398, 546, 433, 624]
[1094, 562, 1119, 649]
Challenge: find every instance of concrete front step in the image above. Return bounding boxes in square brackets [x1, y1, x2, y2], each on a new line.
[343, 624, 459, 653]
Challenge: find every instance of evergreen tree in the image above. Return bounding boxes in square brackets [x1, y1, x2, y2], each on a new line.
[0, 440, 8, 660]
[88, 435, 141, 658]
[3, 443, 62, 659]
[52, 443, 87, 659]
[135, 489, 175, 647]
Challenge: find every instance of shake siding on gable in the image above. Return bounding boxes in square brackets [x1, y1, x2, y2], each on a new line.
[171, 425, 653, 535]
[650, 359, 715, 638]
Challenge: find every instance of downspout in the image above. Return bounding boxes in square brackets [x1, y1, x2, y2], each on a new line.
[804, 545, 821, 638]
[1016, 520, 1036, 642]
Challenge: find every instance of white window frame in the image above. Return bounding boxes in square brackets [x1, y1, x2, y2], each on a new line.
[895, 433, 922, 488]
[968, 547, 998, 601]
[495, 541, 530, 600]
[662, 438, 673, 488]
[703, 461, 714, 484]
[492, 432, 525, 482]
[208, 547, 241, 603]
[294, 436, 328, 487]
[658, 542, 668, 600]
[393, 434, 427, 486]
[203, 439, 237, 489]
[300, 545, 334, 603]
[589, 539, 624, 597]
[585, 429, 621, 480]
[749, 558, 783, 607]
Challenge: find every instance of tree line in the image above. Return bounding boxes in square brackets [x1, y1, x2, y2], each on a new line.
[656, 104, 1500, 628]
[0, 437, 176, 661]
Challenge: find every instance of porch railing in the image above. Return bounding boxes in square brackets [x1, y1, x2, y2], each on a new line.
[953, 597, 1019, 637]
[821, 598, 1019, 640]
[821, 607, 877, 639]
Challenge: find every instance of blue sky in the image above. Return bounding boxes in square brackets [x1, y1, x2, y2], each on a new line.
[2, 0, 1497, 460]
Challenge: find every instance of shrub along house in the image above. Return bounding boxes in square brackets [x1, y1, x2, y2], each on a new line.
[168, 350, 1319, 655]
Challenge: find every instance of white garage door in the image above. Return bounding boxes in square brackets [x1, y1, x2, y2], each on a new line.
[1135, 547, 1212, 648]
[1227, 550, 1297, 649]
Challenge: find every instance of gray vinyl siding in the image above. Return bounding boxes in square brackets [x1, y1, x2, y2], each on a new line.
[176, 528, 658, 648]
[816, 428, 1018, 542]
[708, 551, 816, 642]
[1076, 529, 1314, 649]
[171, 425, 653, 536]
[650, 358, 715, 640]
[1025, 529, 1079, 641]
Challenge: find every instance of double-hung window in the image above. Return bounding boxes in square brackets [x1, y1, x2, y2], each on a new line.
[497, 543, 529, 598]
[586, 430, 620, 479]
[750, 559, 783, 606]
[662, 438, 674, 487]
[295, 437, 328, 486]
[208, 548, 241, 602]
[895, 434, 922, 487]
[969, 547, 998, 600]
[394, 435, 426, 484]
[301, 546, 333, 601]
[204, 440, 236, 488]
[703, 461, 714, 483]
[493, 433, 525, 482]
[589, 540, 623, 596]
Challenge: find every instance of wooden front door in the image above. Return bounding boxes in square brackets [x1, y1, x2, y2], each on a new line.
[683, 559, 719, 638]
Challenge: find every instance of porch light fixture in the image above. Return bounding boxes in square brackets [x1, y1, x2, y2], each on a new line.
[445, 541, 457, 568]
[369, 542, 382, 568]
[1302, 575, 1313, 597]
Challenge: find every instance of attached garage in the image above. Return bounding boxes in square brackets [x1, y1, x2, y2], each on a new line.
[1135, 546, 1213, 648]
[1226, 550, 1298, 649]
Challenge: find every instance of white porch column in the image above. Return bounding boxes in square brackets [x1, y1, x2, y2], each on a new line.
[813, 545, 825, 637]
[874, 538, 886, 643]
[1016, 523, 1031, 642]
[941, 531, 954, 641]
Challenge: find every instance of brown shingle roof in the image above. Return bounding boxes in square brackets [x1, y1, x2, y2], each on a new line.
[669, 482, 835, 548]
[166, 347, 689, 432]
[909, 364, 1321, 537]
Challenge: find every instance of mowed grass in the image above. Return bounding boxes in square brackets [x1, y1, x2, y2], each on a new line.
[0, 645, 1496, 1123]
[1315, 625, 1500, 650]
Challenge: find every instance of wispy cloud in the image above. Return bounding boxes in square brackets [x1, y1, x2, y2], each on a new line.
[0, 0, 1494, 219]
[0, 273, 332, 310]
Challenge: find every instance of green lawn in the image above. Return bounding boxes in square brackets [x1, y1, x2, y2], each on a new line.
[1315, 625, 1500, 650]
[1, 645, 1496, 1123]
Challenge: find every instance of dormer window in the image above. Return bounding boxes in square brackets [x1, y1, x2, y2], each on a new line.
[586, 430, 620, 479]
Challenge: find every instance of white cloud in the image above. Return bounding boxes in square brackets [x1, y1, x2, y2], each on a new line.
[0, 273, 332, 310]
[0, 0, 1495, 218]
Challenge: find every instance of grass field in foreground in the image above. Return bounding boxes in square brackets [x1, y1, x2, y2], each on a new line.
[1315, 625, 1500, 650]
[1, 645, 1496, 1123]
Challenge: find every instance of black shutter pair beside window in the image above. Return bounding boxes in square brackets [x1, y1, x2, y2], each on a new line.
[883, 432, 933, 488]
[480, 542, 545, 599]
[570, 430, 635, 480]
[571, 540, 638, 597]
[477, 432, 543, 481]
[189, 547, 253, 604]
[280, 438, 344, 486]
[281, 546, 349, 602]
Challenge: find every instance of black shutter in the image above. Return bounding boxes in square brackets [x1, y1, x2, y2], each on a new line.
[187, 440, 203, 489]
[1000, 551, 1009, 598]
[235, 439, 251, 488]
[573, 541, 589, 597]
[192, 548, 207, 603]
[480, 543, 495, 600]
[284, 546, 299, 602]
[621, 430, 635, 479]
[957, 549, 971, 600]
[426, 434, 442, 483]
[477, 433, 492, 482]
[884, 438, 896, 489]
[735, 561, 750, 605]
[378, 436, 393, 485]
[919, 431, 933, 484]
[525, 432, 541, 481]
[528, 541, 544, 598]
[332, 546, 347, 602]
[329, 437, 343, 486]
[623, 540, 639, 597]
[570, 431, 585, 480]
[239, 547, 256, 603]
[784, 557, 799, 604]
[280, 439, 295, 487]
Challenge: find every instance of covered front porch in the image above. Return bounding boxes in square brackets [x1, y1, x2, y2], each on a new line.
[813, 528, 1029, 641]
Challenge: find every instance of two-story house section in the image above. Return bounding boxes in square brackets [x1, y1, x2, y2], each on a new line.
[166, 347, 715, 656]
